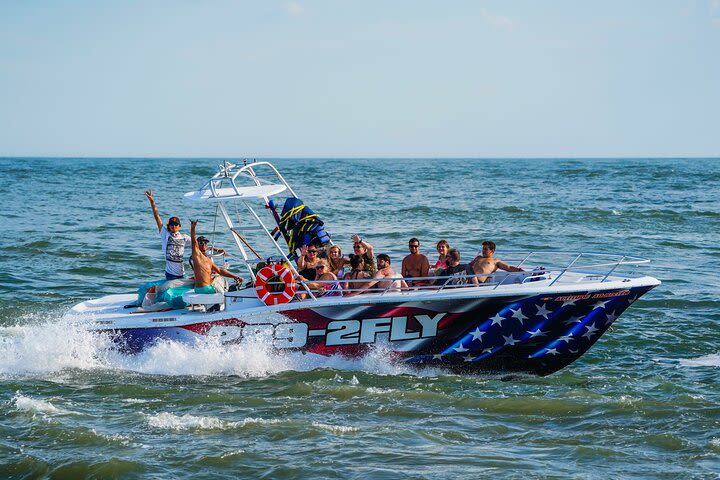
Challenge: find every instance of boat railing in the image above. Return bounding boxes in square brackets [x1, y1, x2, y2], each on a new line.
[266, 250, 651, 299]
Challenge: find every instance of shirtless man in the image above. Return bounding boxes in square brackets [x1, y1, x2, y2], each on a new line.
[401, 238, 430, 287]
[352, 254, 408, 295]
[190, 219, 243, 293]
[469, 241, 524, 283]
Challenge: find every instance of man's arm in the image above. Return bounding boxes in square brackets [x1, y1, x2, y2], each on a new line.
[211, 264, 243, 283]
[497, 260, 524, 273]
[420, 256, 430, 277]
[145, 190, 163, 231]
[190, 219, 201, 259]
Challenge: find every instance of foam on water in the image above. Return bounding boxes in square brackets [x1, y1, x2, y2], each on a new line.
[0, 314, 442, 379]
[146, 412, 281, 431]
[12, 392, 74, 416]
[678, 353, 720, 367]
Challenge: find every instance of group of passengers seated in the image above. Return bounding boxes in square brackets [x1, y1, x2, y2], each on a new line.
[294, 235, 524, 298]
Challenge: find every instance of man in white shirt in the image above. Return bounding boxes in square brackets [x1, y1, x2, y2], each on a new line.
[146, 190, 191, 280]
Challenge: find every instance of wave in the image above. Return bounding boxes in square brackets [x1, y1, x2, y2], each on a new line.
[0, 314, 441, 379]
[678, 353, 720, 367]
[11, 393, 75, 416]
[145, 412, 281, 431]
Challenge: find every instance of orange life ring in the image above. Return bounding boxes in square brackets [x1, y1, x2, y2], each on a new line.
[255, 264, 296, 305]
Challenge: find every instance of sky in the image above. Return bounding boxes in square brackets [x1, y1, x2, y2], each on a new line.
[1, 0, 719, 158]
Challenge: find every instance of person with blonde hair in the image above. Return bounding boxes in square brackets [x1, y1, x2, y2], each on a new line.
[297, 259, 342, 297]
[327, 244, 350, 278]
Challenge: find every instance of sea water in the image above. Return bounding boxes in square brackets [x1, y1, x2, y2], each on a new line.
[1, 158, 719, 478]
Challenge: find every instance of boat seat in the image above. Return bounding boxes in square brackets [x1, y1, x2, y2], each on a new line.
[182, 291, 226, 306]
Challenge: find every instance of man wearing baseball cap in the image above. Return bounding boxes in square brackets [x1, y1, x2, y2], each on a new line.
[145, 190, 191, 280]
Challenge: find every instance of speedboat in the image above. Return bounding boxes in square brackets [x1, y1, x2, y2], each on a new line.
[67, 161, 660, 376]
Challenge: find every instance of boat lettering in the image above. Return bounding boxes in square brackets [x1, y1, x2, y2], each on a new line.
[553, 290, 630, 302]
[205, 313, 446, 348]
[326, 320, 361, 346]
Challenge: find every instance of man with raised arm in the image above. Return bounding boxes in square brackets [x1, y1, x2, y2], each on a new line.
[190, 219, 243, 293]
[469, 241, 524, 283]
[145, 190, 192, 280]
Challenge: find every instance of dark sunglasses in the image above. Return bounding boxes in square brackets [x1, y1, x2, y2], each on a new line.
[409, 244, 419, 248]
[316, 264, 326, 269]
[168, 221, 181, 227]
[307, 249, 318, 254]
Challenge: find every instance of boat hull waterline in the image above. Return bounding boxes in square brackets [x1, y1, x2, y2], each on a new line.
[77, 282, 657, 376]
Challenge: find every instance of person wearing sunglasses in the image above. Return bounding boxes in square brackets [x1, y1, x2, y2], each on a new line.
[401, 238, 431, 288]
[297, 244, 323, 281]
[296, 259, 342, 298]
[145, 190, 191, 280]
[350, 234, 376, 275]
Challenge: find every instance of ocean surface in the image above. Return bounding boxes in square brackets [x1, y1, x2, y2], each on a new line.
[1, 157, 719, 479]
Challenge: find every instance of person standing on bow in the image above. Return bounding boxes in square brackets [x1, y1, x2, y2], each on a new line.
[145, 190, 191, 280]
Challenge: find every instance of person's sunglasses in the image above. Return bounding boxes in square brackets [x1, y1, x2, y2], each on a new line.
[409, 244, 419, 248]
[308, 249, 318, 254]
[169, 221, 180, 227]
[316, 265, 326, 269]
[353, 244, 362, 249]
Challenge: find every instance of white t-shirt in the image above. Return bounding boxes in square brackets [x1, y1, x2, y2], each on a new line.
[159, 227, 191, 277]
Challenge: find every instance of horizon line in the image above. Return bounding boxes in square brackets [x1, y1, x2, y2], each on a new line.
[1, 155, 719, 160]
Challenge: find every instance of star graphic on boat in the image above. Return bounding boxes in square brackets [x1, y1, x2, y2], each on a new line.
[592, 299, 611, 310]
[545, 348, 560, 355]
[561, 299, 577, 307]
[432, 354, 444, 360]
[563, 315, 584, 326]
[510, 307, 528, 324]
[582, 323, 599, 339]
[604, 311, 618, 324]
[503, 334, 519, 346]
[490, 313, 505, 326]
[569, 348, 579, 354]
[558, 334, 574, 343]
[470, 328, 485, 342]
[464, 354, 476, 362]
[535, 303, 552, 319]
[627, 295, 639, 304]
[453, 343, 469, 353]
[482, 347, 494, 354]
[526, 328, 547, 338]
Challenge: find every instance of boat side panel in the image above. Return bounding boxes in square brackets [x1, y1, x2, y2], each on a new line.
[100, 285, 655, 375]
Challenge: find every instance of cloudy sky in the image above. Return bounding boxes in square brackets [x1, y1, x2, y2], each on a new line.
[1, 0, 719, 157]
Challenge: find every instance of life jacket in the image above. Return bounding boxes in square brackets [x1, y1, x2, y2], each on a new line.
[274, 197, 331, 259]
